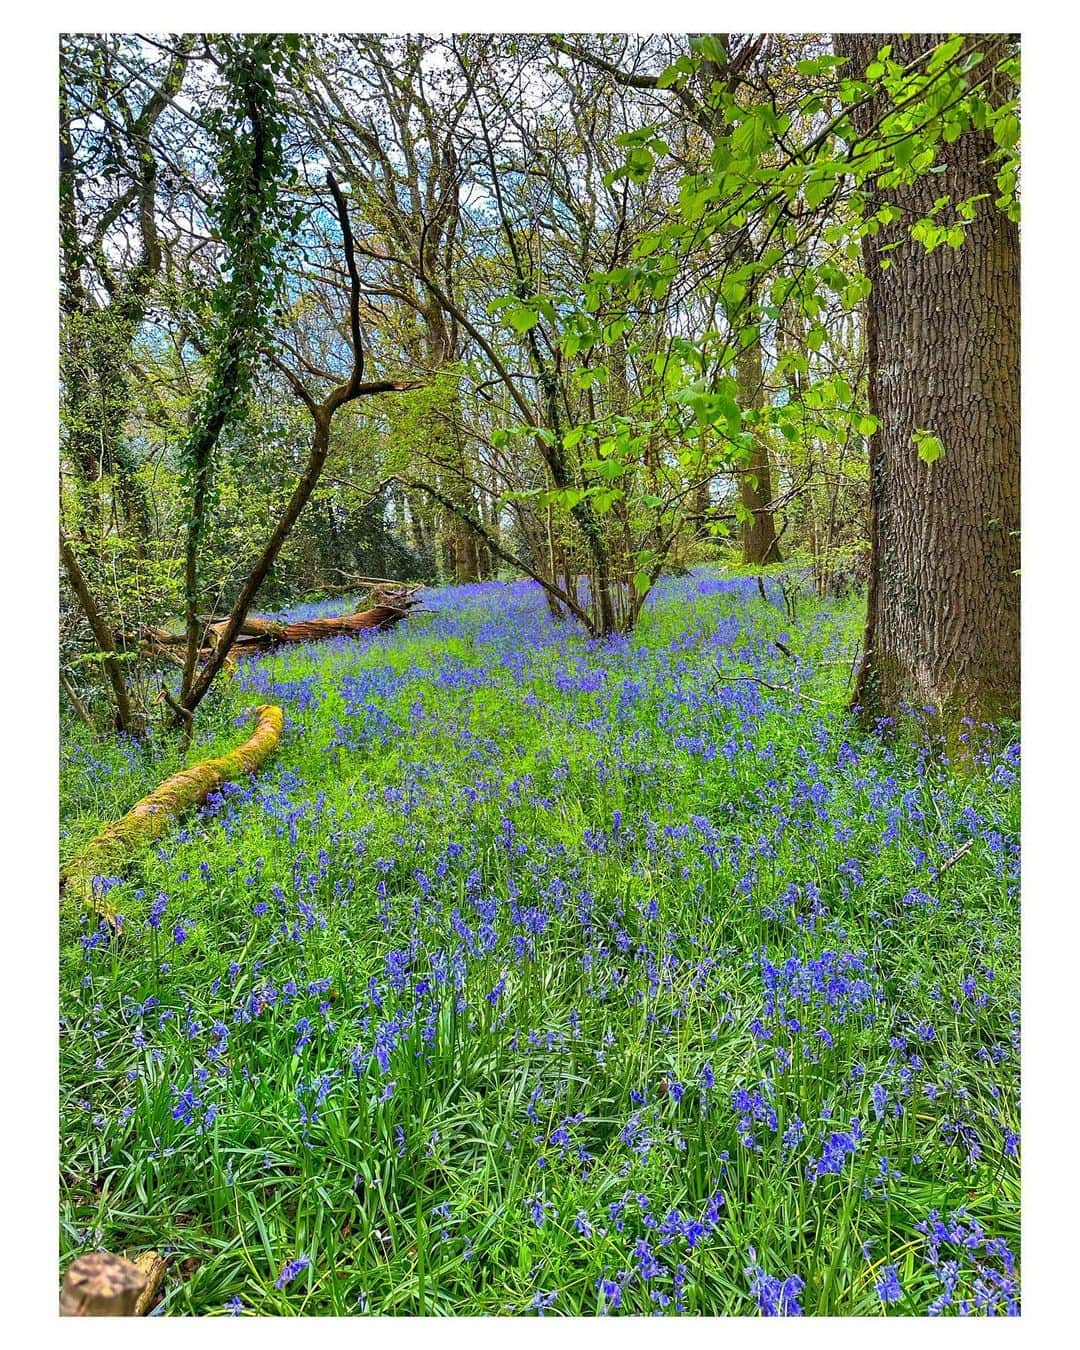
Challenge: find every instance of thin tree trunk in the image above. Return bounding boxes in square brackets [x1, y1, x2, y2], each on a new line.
[735, 336, 782, 565]
[60, 671, 96, 732]
[59, 530, 140, 735]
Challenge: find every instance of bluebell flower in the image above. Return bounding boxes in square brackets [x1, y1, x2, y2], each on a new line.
[597, 1276, 623, 1311]
[531, 1290, 557, 1315]
[745, 1252, 804, 1316]
[876, 1265, 903, 1304]
[275, 1255, 311, 1289]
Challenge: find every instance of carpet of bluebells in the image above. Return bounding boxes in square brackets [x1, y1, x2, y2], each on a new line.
[59, 571, 1020, 1316]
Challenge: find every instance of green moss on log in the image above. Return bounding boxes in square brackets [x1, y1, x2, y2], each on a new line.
[61, 704, 284, 920]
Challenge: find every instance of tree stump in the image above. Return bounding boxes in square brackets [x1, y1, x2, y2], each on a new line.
[60, 1252, 147, 1316]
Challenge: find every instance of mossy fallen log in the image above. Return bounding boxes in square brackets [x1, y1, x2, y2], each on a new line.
[60, 704, 284, 921]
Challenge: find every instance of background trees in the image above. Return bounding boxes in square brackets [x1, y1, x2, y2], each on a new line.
[59, 32, 1021, 740]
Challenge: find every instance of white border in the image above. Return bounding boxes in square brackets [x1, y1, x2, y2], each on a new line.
[3, 5, 1074, 1342]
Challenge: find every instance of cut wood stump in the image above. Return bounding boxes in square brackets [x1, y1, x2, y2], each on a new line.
[59, 1249, 167, 1316]
[60, 704, 284, 922]
[60, 1252, 147, 1316]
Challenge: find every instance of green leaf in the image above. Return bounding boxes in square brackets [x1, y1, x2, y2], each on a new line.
[591, 488, 622, 513]
[603, 317, 631, 343]
[694, 34, 729, 64]
[993, 113, 1020, 150]
[627, 146, 656, 182]
[574, 365, 610, 390]
[914, 429, 945, 463]
[505, 304, 539, 335]
[804, 174, 834, 210]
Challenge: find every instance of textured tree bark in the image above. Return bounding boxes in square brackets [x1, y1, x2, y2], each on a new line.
[130, 1251, 168, 1315]
[835, 33, 1020, 735]
[60, 704, 284, 919]
[735, 336, 783, 565]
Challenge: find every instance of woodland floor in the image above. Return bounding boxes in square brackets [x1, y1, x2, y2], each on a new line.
[59, 570, 1020, 1316]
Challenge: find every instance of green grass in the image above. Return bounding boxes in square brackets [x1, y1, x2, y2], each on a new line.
[59, 572, 1019, 1315]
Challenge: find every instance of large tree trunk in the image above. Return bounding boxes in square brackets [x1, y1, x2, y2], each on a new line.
[835, 33, 1020, 735]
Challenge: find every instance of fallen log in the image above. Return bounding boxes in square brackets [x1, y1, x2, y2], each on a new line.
[60, 704, 284, 921]
[136, 586, 423, 659]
